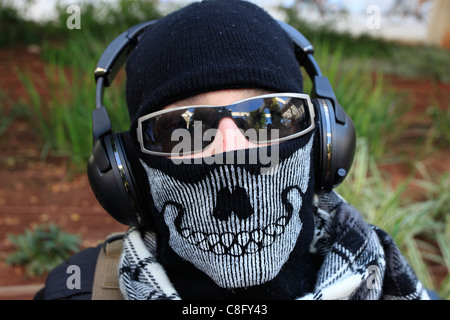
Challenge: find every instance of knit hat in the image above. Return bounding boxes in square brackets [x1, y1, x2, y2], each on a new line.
[126, 0, 303, 138]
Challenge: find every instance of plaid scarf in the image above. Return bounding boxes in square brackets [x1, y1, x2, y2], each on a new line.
[118, 191, 429, 300]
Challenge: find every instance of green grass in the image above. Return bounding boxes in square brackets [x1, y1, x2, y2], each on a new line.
[426, 102, 450, 149]
[0, 86, 32, 134]
[336, 138, 449, 298]
[302, 39, 407, 158]
[16, 62, 130, 169]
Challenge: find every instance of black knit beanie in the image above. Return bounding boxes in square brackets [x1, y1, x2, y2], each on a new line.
[126, 0, 303, 140]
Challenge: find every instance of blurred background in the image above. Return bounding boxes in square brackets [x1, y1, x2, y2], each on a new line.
[0, 0, 448, 299]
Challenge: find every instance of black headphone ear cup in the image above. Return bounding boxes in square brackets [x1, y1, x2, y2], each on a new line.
[313, 98, 356, 192]
[87, 132, 144, 227]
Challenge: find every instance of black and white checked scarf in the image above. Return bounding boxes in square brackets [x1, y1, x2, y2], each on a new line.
[118, 191, 430, 300]
[118, 228, 180, 300]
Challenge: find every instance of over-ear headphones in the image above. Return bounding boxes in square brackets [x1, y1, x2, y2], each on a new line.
[87, 19, 356, 228]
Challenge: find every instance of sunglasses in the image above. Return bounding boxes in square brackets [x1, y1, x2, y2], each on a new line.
[136, 93, 316, 156]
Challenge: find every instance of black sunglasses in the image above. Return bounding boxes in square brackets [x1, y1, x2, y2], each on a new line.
[136, 93, 315, 156]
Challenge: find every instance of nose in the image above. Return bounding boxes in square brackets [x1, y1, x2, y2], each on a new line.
[211, 117, 258, 154]
[173, 117, 262, 159]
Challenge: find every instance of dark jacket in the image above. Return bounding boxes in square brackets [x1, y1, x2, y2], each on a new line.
[34, 245, 101, 300]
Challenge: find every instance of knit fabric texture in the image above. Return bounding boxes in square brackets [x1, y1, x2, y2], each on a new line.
[126, 0, 303, 143]
[140, 133, 315, 289]
[118, 190, 430, 300]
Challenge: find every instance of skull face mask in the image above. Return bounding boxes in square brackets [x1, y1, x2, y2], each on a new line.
[139, 133, 315, 288]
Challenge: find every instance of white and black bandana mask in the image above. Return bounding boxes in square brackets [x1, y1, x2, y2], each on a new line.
[138, 132, 316, 289]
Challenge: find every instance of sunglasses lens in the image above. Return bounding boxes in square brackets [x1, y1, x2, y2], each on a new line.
[230, 97, 312, 142]
[139, 95, 313, 155]
[141, 108, 216, 154]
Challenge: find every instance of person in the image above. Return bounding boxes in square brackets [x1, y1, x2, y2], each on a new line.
[35, 0, 430, 300]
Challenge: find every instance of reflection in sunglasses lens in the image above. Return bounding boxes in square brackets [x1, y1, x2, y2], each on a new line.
[139, 95, 313, 156]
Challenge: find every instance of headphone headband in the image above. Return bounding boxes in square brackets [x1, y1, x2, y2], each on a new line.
[94, 20, 157, 88]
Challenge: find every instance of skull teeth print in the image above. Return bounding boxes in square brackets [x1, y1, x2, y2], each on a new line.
[141, 134, 314, 288]
[180, 216, 289, 256]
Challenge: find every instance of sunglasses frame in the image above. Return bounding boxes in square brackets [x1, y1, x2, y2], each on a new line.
[136, 92, 316, 156]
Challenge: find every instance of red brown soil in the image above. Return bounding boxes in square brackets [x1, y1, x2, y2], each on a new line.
[378, 74, 450, 195]
[0, 46, 448, 299]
